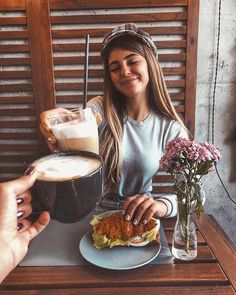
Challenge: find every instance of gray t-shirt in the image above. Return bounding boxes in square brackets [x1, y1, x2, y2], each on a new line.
[89, 96, 187, 215]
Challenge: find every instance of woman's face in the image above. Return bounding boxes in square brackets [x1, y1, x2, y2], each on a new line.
[108, 48, 149, 100]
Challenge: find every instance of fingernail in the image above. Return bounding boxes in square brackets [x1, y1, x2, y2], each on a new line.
[17, 198, 24, 205]
[121, 209, 125, 215]
[24, 166, 35, 176]
[47, 137, 53, 143]
[17, 211, 24, 219]
[143, 219, 148, 225]
[42, 124, 49, 131]
[17, 223, 23, 231]
[125, 214, 131, 221]
[133, 219, 138, 225]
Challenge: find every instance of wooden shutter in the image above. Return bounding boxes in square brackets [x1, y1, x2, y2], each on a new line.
[49, 0, 195, 122]
[0, 0, 199, 192]
[0, 1, 36, 181]
[0, 0, 55, 181]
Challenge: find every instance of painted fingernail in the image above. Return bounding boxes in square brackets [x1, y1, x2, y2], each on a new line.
[47, 137, 53, 143]
[133, 219, 138, 225]
[125, 214, 131, 221]
[121, 209, 125, 215]
[17, 198, 24, 205]
[17, 211, 24, 219]
[17, 223, 23, 231]
[24, 166, 35, 176]
[143, 219, 148, 225]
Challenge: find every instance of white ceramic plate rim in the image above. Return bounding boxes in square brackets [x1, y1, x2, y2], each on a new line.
[79, 231, 161, 270]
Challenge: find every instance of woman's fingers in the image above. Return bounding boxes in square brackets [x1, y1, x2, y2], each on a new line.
[122, 194, 154, 224]
[122, 195, 166, 225]
[40, 108, 72, 125]
[122, 195, 138, 211]
[4, 174, 36, 197]
[17, 219, 31, 232]
[17, 190, 33, 221]
[39, 122, 52, 140]
[27, 211, 50, 241]
[17, 189, 32, 206]
[40, 108, 72, 152]
[123, 194, 146, 220]
[39, 120, 58, 151]
[94, 112, 102, 125]
[39, 120, 59, 152]
[133, 198, 156, 224]
[17, 203, 32, 221]
[140, 202, 159, 223]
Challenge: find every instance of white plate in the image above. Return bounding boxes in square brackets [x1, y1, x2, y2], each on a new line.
[79, 231, 161, 270]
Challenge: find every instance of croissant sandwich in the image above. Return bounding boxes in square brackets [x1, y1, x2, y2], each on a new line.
[90, 210, 160, 249]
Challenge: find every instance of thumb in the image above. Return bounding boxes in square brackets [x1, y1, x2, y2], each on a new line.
[24, 211, 50, 242]
[95, 112, 102, 125]
[2, 172, 36, 197]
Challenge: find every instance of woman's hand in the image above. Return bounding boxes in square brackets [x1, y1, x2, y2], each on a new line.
[0, 172, 50, 282]
[94, 112, 102, 125]
[40, 108, 71, 153]
[122, 194, 168, 225]
[40, 107, 102, 153]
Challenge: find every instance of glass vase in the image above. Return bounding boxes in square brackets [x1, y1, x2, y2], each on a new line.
[172, 200, 197, 261]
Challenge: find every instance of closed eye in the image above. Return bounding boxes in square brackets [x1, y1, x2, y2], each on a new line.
[110, 59, 140, 72]
[127, 60, 139, 66]
[110, 65, 120, 72]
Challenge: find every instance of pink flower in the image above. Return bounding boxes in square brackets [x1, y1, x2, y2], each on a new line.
[201, 142, 221, 161]
[159, 137, 221, 179]
[197, 145, 212, 161]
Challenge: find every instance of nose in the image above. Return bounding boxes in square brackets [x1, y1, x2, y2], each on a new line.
[120, 64, 131, 77]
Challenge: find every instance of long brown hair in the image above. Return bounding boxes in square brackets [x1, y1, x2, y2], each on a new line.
[100, 35, 187, 195]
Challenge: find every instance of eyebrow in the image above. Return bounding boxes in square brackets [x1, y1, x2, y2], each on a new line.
[108, 53, 138, 67]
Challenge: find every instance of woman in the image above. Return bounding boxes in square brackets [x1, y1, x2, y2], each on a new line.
[40, 23, 188, 226]
[0, 169, 50, 283]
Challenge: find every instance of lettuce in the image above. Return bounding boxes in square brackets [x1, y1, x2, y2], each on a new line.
[92, 232, 110, 249]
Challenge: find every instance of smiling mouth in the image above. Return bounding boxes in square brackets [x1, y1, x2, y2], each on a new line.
[120, 78, 138, 85]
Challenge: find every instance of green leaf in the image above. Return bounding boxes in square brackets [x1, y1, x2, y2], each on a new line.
[196, 161, 213, 175]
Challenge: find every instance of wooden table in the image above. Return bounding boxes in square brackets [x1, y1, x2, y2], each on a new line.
[1, 213, 236, 294]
